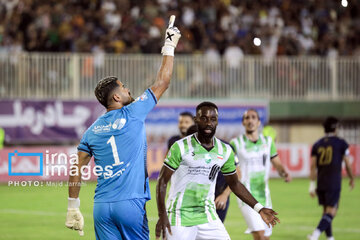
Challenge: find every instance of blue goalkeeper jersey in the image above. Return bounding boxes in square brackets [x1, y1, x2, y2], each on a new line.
[78, 89, 157, 203]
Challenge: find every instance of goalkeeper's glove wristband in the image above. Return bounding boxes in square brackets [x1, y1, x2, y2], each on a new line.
[65, 197, 84, 236]
[68, 197, 80, 208]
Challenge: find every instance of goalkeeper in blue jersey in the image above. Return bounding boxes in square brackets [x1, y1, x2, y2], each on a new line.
[65, 16, 181, 240]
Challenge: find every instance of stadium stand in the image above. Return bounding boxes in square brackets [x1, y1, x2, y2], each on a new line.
[0, 0, 360, 57]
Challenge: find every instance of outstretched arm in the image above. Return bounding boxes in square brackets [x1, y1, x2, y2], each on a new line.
[225, 173, 280, 227]
[155, 166, 174, 239]
[271, 156, 291, 182]
[344, 155, 355, 190]
[151, 15, 181, 100]
[68, 151, 92, 198]
[66, 151, 91, 236]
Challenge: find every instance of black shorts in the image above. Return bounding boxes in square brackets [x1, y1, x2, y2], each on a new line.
[316, 189, 340, 207]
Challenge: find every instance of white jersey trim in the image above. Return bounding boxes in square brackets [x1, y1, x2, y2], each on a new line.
[164, 162, 176, 171]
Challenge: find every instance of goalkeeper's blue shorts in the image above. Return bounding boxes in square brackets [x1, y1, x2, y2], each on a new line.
[93, 198, 149, 240]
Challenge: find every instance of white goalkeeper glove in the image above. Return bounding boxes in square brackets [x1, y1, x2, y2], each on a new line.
[161, 15, 181, 56]
[65, 197, 84, 236]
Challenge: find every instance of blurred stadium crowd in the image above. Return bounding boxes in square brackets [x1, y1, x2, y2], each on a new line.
[1, 0, 360, 59]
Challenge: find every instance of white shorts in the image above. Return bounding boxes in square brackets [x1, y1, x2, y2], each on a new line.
[237, 199, 272, 237]
[166, 218, 230, 240]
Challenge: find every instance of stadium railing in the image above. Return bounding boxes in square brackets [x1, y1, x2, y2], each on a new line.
[0, 53, 359, 100]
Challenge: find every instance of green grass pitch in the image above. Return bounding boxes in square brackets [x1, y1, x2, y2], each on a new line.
[1, 178, 359, 240]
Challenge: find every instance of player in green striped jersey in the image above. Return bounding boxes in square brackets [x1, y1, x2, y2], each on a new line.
[230, 109, 291, 240]
[155, 102, 280, 240]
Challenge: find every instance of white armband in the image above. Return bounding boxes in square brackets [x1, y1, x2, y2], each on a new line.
[254, 203, 264, 213]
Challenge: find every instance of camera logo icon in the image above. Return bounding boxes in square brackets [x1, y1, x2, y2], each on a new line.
[8, 150, 43, 176]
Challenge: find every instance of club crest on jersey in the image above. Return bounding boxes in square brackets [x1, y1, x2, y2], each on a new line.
[204, 153, 211, 164]
[112, 118, 126, 130]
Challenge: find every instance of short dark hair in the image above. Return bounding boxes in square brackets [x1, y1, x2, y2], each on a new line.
[242, 108, 260, 121]
[179, 111, 193, 118]
[323, 116, 339, 133]
[196, 101, 218, 113]
[186, 125, 198, 136]
[94, 76, 119, 108]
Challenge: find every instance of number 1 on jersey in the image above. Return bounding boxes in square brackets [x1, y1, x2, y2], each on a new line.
[107, 135, 123, 166]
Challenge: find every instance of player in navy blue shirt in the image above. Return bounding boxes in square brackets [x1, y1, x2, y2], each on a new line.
[167, 112, 194, 150]
[308, 117, 355, 240]
[65, 16, 181, 240]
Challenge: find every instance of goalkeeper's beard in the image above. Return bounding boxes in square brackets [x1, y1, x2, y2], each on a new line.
[123, 96, 135, 106]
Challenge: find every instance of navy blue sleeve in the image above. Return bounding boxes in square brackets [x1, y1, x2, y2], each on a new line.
[342, 139, 350, 156]
[126, 89, 157, 121]
[311, 143, 317, 157]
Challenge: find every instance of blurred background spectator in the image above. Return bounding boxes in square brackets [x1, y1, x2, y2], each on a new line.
[0, 0, 359, 57]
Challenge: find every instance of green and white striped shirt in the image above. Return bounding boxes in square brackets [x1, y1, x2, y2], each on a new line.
[230, 134, 277, 207]
[164, 134, 236, 226]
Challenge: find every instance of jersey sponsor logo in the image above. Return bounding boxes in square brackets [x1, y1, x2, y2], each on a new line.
[135, 92, 148, 102]
[112, 118, 126, 130]
[243, 157, 264, 167]
[103, 162, 131, 179]
[217, 155, 223, 160]
[187, 166, 212, 176]
[92, 122, 112, 133]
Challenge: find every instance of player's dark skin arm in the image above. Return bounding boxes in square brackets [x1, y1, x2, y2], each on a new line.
[225, 173, 280, 227]
[151, 56, 174, 100]
[68, 151, 92, 198]
[155, 166, 174, 240]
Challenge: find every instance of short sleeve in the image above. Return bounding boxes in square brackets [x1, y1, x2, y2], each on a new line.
[311, 144, 317, 157]
[343, 140, 350, 156]
[164, 142, 182, 171]
[77, 132, 92, 156]
[221, 150, 236, 175]
[229, 139, 237, 154]
[127, 88, 157, 121]
[270, 137, 278, 158]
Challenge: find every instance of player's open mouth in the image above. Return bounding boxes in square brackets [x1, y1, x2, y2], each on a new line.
[204, 129, 212, 134]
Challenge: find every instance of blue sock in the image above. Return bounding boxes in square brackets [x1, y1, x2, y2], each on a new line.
[317, 213, 333, 232]
[325, 222, 333, 237]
